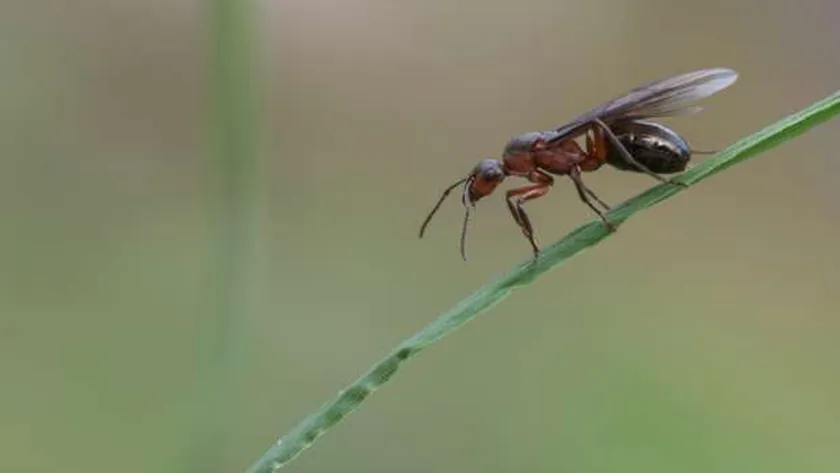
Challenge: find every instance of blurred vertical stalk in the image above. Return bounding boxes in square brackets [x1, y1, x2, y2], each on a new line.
[190, 0, 256, 471]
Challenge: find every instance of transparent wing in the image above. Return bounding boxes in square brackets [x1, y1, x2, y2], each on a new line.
[553, 68, 738, 137]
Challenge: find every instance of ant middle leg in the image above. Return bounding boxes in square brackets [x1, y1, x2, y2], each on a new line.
[568, 165, 616, 231]
[581, 181, 612, 211]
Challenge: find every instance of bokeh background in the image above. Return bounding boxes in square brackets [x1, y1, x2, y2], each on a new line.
[3, 1, 840, 472]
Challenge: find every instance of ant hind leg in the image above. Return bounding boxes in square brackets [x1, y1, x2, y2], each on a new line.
[589, 119, 688, 188]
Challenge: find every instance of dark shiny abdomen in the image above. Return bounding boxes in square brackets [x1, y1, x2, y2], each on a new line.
[605, 121, 691, 174]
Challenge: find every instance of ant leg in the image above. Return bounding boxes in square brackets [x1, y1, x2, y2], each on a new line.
[590, 124, 607, 156]
[589, 119, 663, 180]
[580, 131, 613, 211]
[588, 119, 688, 188]
[582, 182, 612, 211]
[505, 182, 552, 257]
[505, 194, 526, 228]
[568, 166, 616, 231]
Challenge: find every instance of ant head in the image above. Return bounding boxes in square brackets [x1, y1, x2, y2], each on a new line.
[466, 158, 506, 206]
[418, 158, 507, 261]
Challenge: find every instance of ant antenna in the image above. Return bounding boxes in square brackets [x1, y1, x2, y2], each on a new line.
[460, 206, 472, 261]
[418, 177, 468, 238]
[459, 181, 474, 261]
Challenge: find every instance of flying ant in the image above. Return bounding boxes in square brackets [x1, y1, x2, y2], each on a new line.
[419, 68, 738, 260]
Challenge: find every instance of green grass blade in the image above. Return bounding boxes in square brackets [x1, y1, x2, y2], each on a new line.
[245, 89, 840, 473]
[191, 0, 257, 471]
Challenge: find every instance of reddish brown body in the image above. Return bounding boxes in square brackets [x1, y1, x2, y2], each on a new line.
[503, 130, 603, 175]
[418, 68, 738, 260]
[489, 125, 617, 256]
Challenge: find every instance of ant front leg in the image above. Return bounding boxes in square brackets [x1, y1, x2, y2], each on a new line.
[587, 119, 688, 188]
[505, 172, 554, 258]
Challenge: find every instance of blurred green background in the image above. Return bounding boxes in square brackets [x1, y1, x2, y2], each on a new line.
[2, 1, 840, 472]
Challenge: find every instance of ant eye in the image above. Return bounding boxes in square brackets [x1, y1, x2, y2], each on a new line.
[473, 158, 504, 181]
[483, 169, 503, 181]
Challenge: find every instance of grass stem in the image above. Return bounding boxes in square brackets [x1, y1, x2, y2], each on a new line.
[245, 89, 840, 473]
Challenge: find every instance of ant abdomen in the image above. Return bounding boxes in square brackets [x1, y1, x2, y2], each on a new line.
[606, 120, 692, 174]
